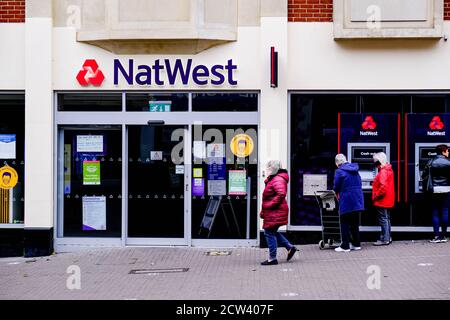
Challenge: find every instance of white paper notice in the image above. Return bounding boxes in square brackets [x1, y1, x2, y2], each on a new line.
[303, 174, 328, 196]
[0, 134, 16, 159]
[207, 143, 225, 158]
[77, 135, 103, 153]
[175, 165, 185, 174]
[82, 196, 106, 231]
[208, 180, 227, 196]
[193, 141, 206, 160]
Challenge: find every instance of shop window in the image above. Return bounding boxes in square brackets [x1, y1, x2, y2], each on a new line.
[0, 94, 25, 225]
[192, 92, 258, 112]
[57, 93, 122, 112]
[126, 93, 188, 112]
[191, 125, 258, 240]
[290, 95, 357, 227]
[60, 126, 122, 237]
[412, 95, 447, 113]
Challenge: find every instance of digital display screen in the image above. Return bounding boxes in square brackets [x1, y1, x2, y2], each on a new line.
[352, 147, 386, 161]
[420, 147, 438, 160]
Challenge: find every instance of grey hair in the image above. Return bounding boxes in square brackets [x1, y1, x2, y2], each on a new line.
[373, 152, 388, 166]
[335, 154, 347, 166]
[266, 160, 281, 174]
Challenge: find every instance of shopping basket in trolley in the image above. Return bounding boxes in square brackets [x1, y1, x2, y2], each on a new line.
[314, 190, 341, 250]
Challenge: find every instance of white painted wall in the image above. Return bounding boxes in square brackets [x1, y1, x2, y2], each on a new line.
[25, 18, 53, 228]
[0, 24, 25, 90]
[52, 27, 261, 90]
[288, 22, 450, 90]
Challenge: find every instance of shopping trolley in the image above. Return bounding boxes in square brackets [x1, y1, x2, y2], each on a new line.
[314, 190, 342, 250]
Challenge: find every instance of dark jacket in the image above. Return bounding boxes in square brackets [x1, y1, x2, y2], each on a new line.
[430, 155, 450, 187]
[333, 162, 364, 215]
[260, 169, 289, 229]
[372, 164, 395, 208]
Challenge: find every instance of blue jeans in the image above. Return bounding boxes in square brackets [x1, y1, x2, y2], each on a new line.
[340, 211, 360, 250]
[264, 227, 293, 260]
[431, 193, 449, 238]
[376, 207, 391, 242]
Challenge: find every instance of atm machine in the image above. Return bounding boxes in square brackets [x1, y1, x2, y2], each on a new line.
[415, 143, 448, 193]
[347, 142, 390, 192]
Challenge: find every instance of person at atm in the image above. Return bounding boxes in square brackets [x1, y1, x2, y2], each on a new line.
[372, 152, 395, 246]
[427, 144, 450, 243]
[333, 154, 364, 253]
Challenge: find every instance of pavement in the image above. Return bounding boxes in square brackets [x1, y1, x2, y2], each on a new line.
[0, 240, 450, 300]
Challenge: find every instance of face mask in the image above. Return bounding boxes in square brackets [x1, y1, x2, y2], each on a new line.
[374, 161, 381, 168]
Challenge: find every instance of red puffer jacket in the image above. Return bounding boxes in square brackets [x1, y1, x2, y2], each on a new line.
[260, 169, 289, 229]
[372, 164, 395, 208]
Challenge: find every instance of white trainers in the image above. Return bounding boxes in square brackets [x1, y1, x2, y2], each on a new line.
[335, 247, 350, 252]
[349, 243, 361, 251]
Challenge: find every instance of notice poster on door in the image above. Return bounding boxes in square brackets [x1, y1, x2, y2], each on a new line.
[83, 160, 101, 185]
[77, 135, 103, 153]
[192, 178, 205, 197]
[228, 170, 247, 195]
[193, 141, 206, 160]
[207, 143, 225, 158]
[208, 180, 226, 196]
[64, 144, 71, 194]
[303, 174, 328, 196]
[193, 168, 203, 178]
[0, 134, 16, 159]
[82, 196, 106, 231]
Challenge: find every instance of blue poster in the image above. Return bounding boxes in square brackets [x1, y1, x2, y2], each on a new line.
[207, 157, 226, 180]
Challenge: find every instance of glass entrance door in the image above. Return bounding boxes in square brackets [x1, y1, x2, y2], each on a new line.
[126, 125, 188, 245]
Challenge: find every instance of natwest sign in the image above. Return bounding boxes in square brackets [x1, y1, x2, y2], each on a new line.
[360, 116, 378, 136]
[114, 58, 237, 86]
[76, 58, 238, 87]
[76, 59, 105, 86]
[427, 116, 445, 136]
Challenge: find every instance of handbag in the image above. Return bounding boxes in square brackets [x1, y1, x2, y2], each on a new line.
[421, 159, 434, 193]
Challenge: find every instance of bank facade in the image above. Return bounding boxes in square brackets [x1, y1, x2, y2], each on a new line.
[1, 0, 450, 257]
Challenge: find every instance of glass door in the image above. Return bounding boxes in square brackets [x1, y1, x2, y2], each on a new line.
[126, 124, 188, 245]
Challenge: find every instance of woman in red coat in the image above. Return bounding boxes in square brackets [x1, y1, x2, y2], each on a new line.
[260, 160, 298, 265]
[372, 152, 395, 246]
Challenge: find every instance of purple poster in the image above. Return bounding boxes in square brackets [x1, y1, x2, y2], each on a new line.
[207, 157, 226, 180]
[192, 178, 205, 197]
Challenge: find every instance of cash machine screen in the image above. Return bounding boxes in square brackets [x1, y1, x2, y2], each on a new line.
[348, 145, 389, 191]
[352, 147, 386, 161]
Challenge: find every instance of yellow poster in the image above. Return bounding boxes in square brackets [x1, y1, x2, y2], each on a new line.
[230, 134, 254, 158]
[0, 165, 18, 190]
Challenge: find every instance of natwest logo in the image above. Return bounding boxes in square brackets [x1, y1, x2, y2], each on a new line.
[360, 116, 378, 136]
[76, 59, 105, 86]
[427, 116, 446, 136]
[429, 116, 444, 130]
[362, 116, 377, 130]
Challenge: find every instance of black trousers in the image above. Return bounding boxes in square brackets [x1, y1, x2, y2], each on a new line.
[340, 211, 361, 249]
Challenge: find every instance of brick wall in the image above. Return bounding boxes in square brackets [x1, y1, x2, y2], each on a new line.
[289, 0, 450, 22]
[445, 0, 450, 20]
[288, 0, 333, 22]
[0, 0, 25, 23]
